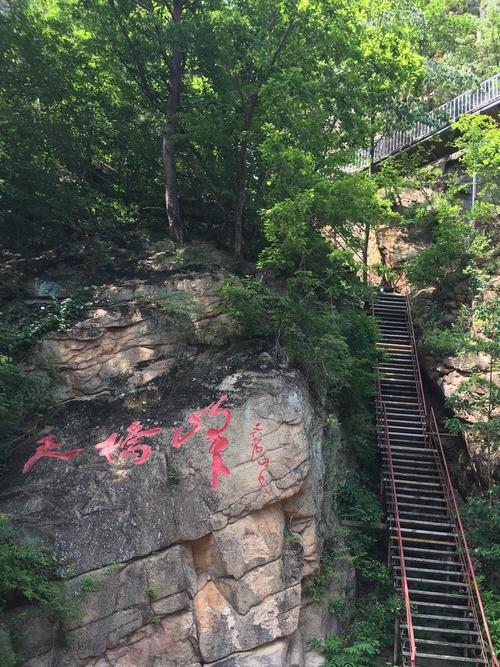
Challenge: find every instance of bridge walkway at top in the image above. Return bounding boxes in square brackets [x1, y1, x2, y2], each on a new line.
[345, 72, 500, 173]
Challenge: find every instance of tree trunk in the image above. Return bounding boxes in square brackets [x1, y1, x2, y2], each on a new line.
[163, 0, 185, 243]
[487, 358, 494, 502]
[163, 119, 183, 242]
[233, 138, 248, 261]
[363, 133, 376, 284]
[233, 97, 256, 261]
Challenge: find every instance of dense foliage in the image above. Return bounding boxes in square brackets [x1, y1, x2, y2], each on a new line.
[1, 0, 496, 259]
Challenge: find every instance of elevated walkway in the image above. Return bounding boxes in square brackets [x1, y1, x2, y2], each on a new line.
[346, 73, 500, 172]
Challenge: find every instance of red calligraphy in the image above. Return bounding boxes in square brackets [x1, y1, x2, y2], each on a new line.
[172, 394, 232, 491]
[22, 435, 83, 474]
[250, 423, 264, 460]
[249, 423, 273, 496]
[95, 422, 161, 465]
[257, 456, 272, 496]
[172, 406, 211, 448]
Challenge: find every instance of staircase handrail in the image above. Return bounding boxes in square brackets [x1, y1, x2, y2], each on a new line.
[345, 72, 500, 172]
[427, 408, 499, 667]
[403, 293, 428, 423]
[375, 371, 417, 667]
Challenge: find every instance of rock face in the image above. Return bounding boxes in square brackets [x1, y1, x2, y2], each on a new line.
[0, 244, 354, 666]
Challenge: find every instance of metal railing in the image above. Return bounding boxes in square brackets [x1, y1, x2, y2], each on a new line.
[427, 408, 499, 667]
[403, 293, 428, 426]
[401, 288, 499, 666]
[345, 72, 500, 172]
[375, 374, 417, 667]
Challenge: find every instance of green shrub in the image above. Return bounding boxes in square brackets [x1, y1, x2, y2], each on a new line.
[461, 487, 500, 585]
[0, 295, 92, 359]
[405, 196, 490, 291]
[0, 515, 76, 659]
[0, 357, 52, 442]
[222, 277, 377, 405]
[311, 596, 401, 667]
[477, 583, 500, 655]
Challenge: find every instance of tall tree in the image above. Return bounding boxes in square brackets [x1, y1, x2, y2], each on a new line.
[186, 0, 303, 260]
[103, 0, 198, 241]
[347, 0, 424, 281]
[186, 0, 377, 260]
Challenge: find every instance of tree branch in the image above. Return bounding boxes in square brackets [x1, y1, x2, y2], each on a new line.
[265, 17, 298, 74]
[107, 0, 161, 110]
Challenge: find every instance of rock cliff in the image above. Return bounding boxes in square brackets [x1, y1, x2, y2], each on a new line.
[0, 241, 355, 666]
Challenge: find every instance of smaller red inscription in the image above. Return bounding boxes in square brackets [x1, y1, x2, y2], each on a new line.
[22, 435, 83, 474]
[250, 423, 264, 460]
[250, 423, 272, 496]
[95, 422, 161, 465]
[257, 455, 272, 496]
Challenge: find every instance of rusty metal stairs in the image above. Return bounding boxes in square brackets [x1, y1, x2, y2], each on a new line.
[373, 289, 499, 667]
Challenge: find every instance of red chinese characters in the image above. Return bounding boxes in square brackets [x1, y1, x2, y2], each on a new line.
[22, 435, 84, 475]
[250, 423, 264, 460]
[95, 421, 161, 464]
[172, 394, 232, 491]
[250, 423, 272, 496]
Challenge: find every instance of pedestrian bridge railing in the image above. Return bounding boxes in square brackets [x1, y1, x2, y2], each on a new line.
[345, 72, 500, 172]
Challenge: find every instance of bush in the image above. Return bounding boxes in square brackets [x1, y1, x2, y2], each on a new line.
[405, 196, 490, 291]
[311, 596, 401, 667]
[0, 515, 76, 661]
[0, 357, 52, 443]
[0, 295, 92, 359]
[461, 487, 500, 585]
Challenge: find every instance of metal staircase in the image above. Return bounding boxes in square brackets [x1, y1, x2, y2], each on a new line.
[373, 289, 499, 667]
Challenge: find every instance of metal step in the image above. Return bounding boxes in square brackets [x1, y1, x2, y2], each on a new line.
[382, 425, 426, 434]
[406, 589, 468, 600]
[388, 471, 441, 482]
[395, 490, 447, 500]
[385, 478, 442, 488]
[397, 520, 452, 530]
[392, 527, 455, 538]
[412, 614, 474, 623]
[390, 464, 439, 474]
[382, 404, 422, 412]
[408, 600, 470, 610]
[395, 556, 460, 566]
[387, 447, 434, 457]
[403, 625, 479, 636]
[384, 434, 426, 442]
[389, 456, 437, 465]
[399, 546, 458, 557]
[401, 577, 466, 588]
[396, 493, 446, 503]
[383, 418, 425, 426]
[415, 638, 482, 649]
[396, 566, 462, 577]
[399, 511, 451, 522]
[398, 502, 448, 512]
[402, 651, 485, 663]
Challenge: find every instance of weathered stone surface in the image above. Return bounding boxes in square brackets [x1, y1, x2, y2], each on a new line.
[85, 611, 200, 667]
[205, 638, 290, 666]
[27, 270, 232, 403]
[1, 245, 353, 666]
[194, 580, 301, 662]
